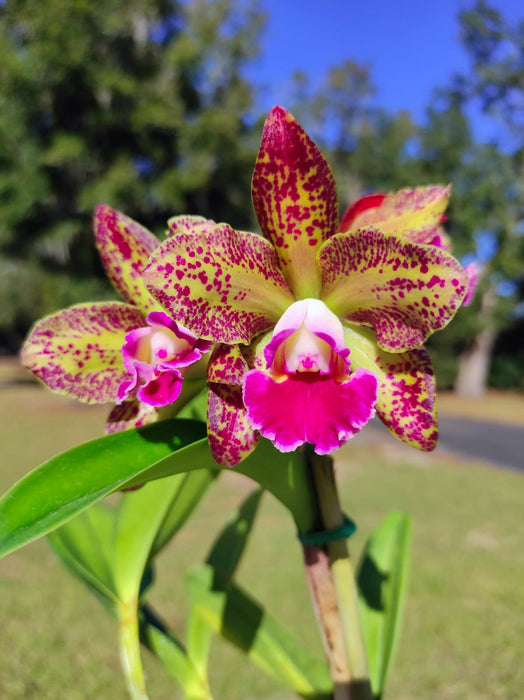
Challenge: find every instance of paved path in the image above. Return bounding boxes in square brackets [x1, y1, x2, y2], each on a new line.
[436, 415, 524, 472]
[368, 415, 524, 472]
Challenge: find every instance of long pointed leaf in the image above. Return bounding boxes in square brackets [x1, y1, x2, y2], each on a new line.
[47, 503, 119, 607]
[357, 512, 411, 699]
[186, 564, 332, 700]
[150, 469, 217, 558]
[0, 420, 317, 559]
[114, 470, 214, 602]
[187, 488, 263, 679]
[139, 604, 211, 700]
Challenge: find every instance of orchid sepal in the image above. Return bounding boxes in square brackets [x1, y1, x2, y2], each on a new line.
[207, 343, 249, 385]
[207, 383, 260, 466]
[340, 185, 451, 244]
[252, 106, 338, 299]
[344, 324, 438, 451]
[106, 399, 159, 433]
[167, 214, 216, 237]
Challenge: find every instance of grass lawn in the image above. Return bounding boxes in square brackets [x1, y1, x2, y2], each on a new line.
[1, 365, 523, 699]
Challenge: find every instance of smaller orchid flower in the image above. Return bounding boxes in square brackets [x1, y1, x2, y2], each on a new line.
[21, 207, 210, 432]
[144, 107, 470, 466]
[118, 311, 211, 407]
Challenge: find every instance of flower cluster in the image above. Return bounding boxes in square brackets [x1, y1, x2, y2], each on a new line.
[22, 106, 470, 467]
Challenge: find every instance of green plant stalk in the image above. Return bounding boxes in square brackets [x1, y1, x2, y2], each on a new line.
[118, 600, 149, 700]
[306, 448, 373, 700]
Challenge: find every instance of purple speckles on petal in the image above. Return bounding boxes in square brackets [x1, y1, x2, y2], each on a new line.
[319, 228, 469, 353]
[144, 223, 294, 345]
[21, 302, 146, 403]
[207, 383, 259, 466]
[94, 205, 161, 313]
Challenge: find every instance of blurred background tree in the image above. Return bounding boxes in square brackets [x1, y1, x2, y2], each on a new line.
[0, 0, 264, 349]
[0, 0, 521, 394]
[450, 0, 524, 395]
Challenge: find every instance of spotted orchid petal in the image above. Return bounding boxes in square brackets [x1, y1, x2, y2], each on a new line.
[319, 228, 468, 353]
[205, 344, 258, 466]
[94, 205, 160, 313]
[21, 302, 146, 403]
[252, 106, 338, 299]
[430, 226, 452, 252]
[340, 185, 451, 248]
[167, 214, 216, 237]
[207, 343, 249, 385]
[243, 369, 378, 454]
[144, 223, 294, 345]
[106, 400, 158, 433]
[344, 324, 438, 450]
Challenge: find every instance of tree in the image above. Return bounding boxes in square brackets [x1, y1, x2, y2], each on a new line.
[449, 1, 524, 396]
[0, 0, 264, 349]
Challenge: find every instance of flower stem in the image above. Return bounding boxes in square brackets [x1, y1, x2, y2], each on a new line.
[304, 448, 373, 700]
[302, 543, 352, 698]
[118, 600, 149, 700]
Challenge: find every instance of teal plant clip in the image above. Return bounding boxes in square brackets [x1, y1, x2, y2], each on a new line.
[298, 515, 357, 546]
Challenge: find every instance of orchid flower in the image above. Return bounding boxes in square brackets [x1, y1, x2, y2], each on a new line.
[341, 185, 479, 304]
[144, 107, 469, 466]
[21, 206, 210, 432]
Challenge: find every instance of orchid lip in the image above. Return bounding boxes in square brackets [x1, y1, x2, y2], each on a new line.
[242, 298, 379, 454]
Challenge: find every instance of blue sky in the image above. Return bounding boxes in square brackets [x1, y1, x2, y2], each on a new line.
[246, 0, 521, 142]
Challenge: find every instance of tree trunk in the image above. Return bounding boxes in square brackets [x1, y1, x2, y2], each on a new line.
[454, 287, 497, 397]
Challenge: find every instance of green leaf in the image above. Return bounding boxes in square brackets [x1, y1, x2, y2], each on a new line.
[186, 564, 332, 700]
[0, 419, 205, 559]
[139, 605, 211, 700]
[205, 487, 263, 581]
[357, 512, 411, 699]
[0, 419, 317, 560]
[47, 502, 119, 609]
[187, 488, 263, 679]
[48, 475, 215, 697]
[114, 470, 216, 602]
[150, 469, 217, 559]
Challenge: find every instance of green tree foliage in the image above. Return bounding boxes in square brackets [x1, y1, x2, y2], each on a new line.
[0, 0, 264, 348]
[458, 0, 523, 139]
